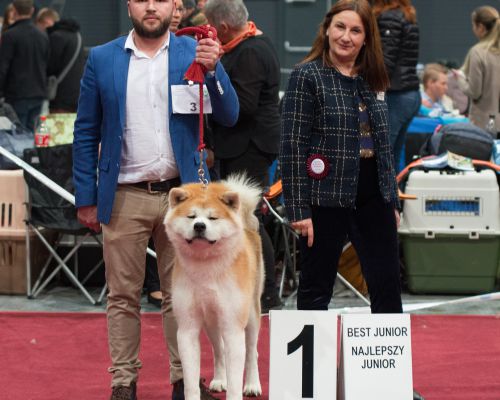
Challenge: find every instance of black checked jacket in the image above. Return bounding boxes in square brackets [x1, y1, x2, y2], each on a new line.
[279, 60, 399, 222]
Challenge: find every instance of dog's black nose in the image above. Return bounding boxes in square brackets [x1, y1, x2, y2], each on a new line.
[193, 222, 206, 233]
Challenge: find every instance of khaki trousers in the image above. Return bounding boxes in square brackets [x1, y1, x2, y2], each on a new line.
[102, 185, 182, 387]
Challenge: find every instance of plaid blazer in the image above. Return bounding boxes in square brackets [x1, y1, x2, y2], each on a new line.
[279, 59, 399, 222]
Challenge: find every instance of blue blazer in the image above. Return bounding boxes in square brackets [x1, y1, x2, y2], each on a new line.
[73, 34, 239, 224]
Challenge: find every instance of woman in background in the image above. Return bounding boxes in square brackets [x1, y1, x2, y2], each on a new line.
[455, 5, 500, 136]
[1, 3, 15, 38]
[372, 0, 420, 171]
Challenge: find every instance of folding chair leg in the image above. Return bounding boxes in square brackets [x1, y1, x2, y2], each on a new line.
[30, 227, 97, 305]
[336, 273, 371, 306]
[97, 282, 107, 305]
[278, 224, 298, 298]
[25, 224, 32, 299]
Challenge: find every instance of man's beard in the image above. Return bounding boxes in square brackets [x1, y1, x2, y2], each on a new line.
[131, 14, 171, 39]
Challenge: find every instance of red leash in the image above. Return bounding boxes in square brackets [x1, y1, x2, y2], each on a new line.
[176, 26, 218, 184]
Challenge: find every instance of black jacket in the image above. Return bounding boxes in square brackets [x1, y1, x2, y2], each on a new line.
[47, 19, 86, 112]
[280, 60, 399, 222]
[377, 9, 419, 92]
[0, 19, 49, 101]
[211, 35, 281, 159]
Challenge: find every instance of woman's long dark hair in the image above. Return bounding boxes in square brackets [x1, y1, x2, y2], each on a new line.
[302, 0, 389, 92]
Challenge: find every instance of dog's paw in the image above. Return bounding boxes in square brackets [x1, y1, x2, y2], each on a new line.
[243, 382, 262, 397]
[209, 379, 227, 392]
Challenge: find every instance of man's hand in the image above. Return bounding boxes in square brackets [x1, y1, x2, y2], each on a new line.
[77, 205, 101, 232]
[394, 209, 401, 229]
[291, 218, 314, 247]
[196, 30, 220, 72]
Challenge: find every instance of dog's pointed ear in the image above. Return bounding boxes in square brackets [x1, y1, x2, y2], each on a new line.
[169, 188, 188, 207]
[221, 191, 240, 211]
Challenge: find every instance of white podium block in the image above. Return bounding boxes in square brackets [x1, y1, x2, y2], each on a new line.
[269, 310, 338, 400]
[338, 314, 413, 400]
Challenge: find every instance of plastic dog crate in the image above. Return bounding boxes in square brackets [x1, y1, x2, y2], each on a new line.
[399, 169, 500, 294]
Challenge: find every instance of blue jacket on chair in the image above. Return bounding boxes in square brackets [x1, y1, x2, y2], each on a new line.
[73, 34, 239, 224]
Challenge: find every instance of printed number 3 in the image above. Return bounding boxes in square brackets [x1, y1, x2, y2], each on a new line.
[190, 102, 197, 112]
[287, 325, 314, 398]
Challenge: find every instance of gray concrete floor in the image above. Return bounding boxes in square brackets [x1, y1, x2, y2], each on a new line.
[1, 279, 498, 315]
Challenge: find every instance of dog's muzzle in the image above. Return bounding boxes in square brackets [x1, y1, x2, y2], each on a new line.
[186, 222, 216, 244]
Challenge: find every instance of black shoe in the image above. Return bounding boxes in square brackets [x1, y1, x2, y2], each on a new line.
[110, 382, 137, 400]
[261, 291, 283, 314]
[171, 379, 218, 400]
[413, 389, 425, 400]
[147, 292, 162, 308]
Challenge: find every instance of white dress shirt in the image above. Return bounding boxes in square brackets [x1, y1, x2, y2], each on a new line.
[118, 30, 179, 184]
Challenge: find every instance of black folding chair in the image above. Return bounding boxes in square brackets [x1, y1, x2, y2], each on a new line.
[23, 144, 105, 305]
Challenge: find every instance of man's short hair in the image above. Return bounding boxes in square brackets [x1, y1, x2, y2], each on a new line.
[204, 0, 248, 30]
[36, 8, 60, 24]
[423, 63, 448, 88]
[13, 0, 33, 16]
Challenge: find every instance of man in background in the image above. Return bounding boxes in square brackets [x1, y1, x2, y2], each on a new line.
[204, 0, 283, 312]
[0, 0, 48, 131]
[420, 63, 450, 116]
[35, 7, 59, 31]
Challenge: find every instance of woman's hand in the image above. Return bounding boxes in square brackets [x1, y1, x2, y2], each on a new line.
[291, 218, 314, 247]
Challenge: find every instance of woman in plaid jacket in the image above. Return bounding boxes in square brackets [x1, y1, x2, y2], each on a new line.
[280, 0, 402, 313]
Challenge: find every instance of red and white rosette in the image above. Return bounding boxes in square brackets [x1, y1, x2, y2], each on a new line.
[306, 154, 329, 179]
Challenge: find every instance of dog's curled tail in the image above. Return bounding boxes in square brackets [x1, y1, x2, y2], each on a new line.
[223, 174, 262, 231]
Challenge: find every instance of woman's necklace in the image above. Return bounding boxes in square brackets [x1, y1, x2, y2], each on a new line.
[332, 62, 357, 77]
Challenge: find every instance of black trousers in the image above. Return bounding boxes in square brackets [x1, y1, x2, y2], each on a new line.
[297, 158, 402, 313]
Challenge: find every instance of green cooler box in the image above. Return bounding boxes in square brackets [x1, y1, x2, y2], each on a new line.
[399, 169, 500, 294]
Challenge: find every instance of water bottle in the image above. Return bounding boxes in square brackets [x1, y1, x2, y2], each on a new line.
[34, 115, 50, 147]
[485, 114, 496, 138]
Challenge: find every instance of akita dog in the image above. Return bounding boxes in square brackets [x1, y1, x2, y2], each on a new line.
[164, 176, 264, 400]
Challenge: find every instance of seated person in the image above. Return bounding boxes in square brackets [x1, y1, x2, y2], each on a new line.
[420, 63, 450, 117]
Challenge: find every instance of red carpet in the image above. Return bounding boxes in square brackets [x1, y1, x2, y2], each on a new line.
[1, 312, 499, 399]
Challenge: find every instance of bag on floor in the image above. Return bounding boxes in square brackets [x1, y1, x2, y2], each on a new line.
[420, 122, 493, 161]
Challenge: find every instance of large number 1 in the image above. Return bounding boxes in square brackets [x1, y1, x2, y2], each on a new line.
[287, 325, 314, 398]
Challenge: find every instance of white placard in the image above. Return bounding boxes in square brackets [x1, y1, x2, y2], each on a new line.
[338, 314, 413, 400]
[269, 310, 337, 400]
[171, 84, 212, 114]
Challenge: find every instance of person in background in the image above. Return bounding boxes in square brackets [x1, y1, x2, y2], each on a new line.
[280, 0, 402, 313]
[454, 5, 500, 135]
[47, 18, 86, 113]
[179, 0, 207, 28]
[0, 0, 49, 132]
[1, 3, 15, 37]
[169, 0, 184, 32]
[197, 0, 207, 10]
[72, 0, 238, 398]
[372, 0, 420, 171]
[204, 0, 283, 312]
[35, 7, 59, 31]
[420, 63, 451, 116]
[441, 60, 469, 115]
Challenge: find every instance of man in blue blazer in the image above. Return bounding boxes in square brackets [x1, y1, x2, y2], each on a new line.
[73, 1, 238, 399]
